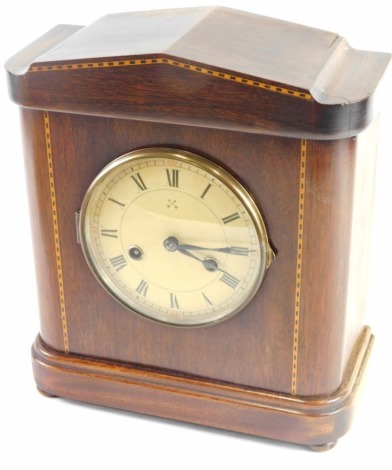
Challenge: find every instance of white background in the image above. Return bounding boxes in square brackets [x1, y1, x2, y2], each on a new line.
[1, 1, 391, 468]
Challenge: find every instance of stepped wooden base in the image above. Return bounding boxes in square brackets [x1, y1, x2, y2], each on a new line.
[32, 327, 373, 449]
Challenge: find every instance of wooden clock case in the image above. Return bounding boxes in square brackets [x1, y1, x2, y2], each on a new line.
[5, 7, 391, 448]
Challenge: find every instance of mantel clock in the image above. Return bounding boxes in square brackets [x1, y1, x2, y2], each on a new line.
[5, 7, 391, 449]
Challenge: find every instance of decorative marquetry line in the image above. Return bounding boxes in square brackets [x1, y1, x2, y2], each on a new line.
[291, 139, 307, 395]
[28, 57, 313, 101]
[44, 112, 69, 354]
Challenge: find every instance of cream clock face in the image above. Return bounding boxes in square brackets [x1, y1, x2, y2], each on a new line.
[79, 148, 273, 326]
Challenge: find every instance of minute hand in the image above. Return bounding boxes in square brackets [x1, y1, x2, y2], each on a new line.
[175, 244, 254, 256]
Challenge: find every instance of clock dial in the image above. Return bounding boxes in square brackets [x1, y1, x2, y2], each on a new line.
[80, 148, 274, 326]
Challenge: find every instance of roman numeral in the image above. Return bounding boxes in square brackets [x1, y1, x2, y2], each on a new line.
[100, 228, 118, 238]
[220, 272, 240, 289]
[166, 169, 179, 187]
[108, 197, 125, 207]
[109, 254, 127, 271]
[200, 183, 211, 199]
[222, 212, 240, 224]
[202, 292, 213, 306]
[135, 279, 149, 297]
[229, 246, 251, 256]
[131, 173, 147, 191]
[170, 293, 180, 309]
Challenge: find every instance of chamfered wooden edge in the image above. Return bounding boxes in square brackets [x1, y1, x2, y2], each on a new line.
[32, 326, 373, 447]
[5, 20, 391, 140]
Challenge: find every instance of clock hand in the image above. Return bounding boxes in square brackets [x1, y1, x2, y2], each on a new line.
[163, 236, 254, 256]
[176, 247, 220, 272]
[178, 244, 254, 256]
[163, 237, 226, 273]
[175, 248, 241, 290]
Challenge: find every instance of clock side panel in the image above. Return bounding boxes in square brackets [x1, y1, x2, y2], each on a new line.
[32, 112, 302, 394]
[342, 120, 378, 373]
[296, 132, 377, 397]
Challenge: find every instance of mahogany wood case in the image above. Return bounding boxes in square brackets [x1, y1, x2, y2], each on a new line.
[5, 7, 391, 448]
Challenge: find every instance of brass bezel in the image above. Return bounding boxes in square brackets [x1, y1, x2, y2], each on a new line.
[79, 147, 274, 327]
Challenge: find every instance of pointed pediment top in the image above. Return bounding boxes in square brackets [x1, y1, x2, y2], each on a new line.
[6, 8, 391, 138]
[33, 7, 342, 92]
